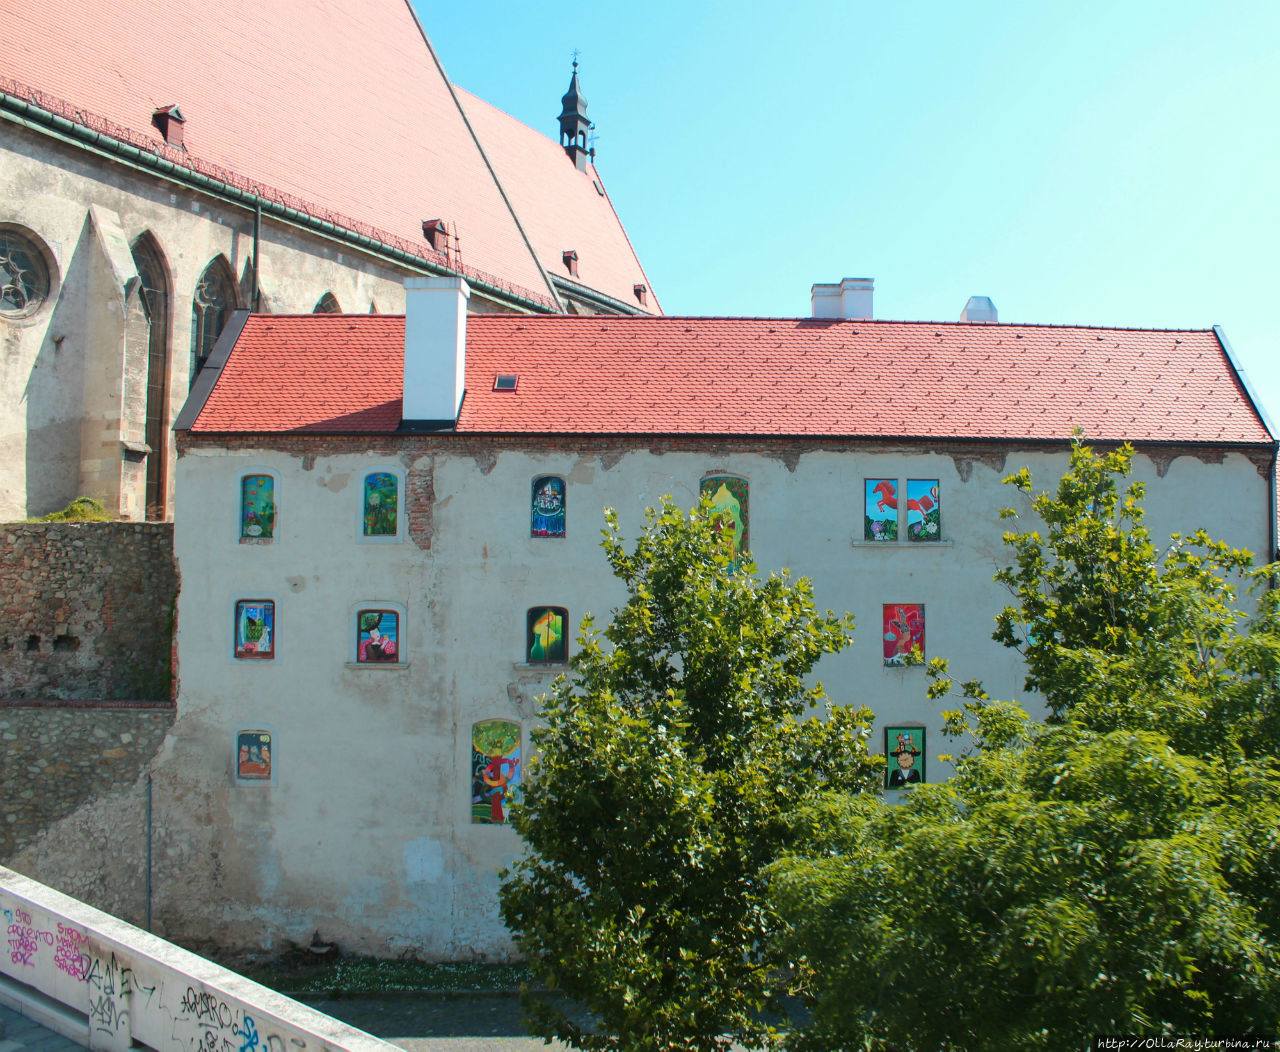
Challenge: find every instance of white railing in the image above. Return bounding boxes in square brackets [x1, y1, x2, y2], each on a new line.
[0, 866, 398, 1051]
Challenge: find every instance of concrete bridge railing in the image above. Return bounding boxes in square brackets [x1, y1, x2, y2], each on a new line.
[0, 865, 398, 1051]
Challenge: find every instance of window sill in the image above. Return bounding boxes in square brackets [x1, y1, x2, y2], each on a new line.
[850, 539, 953, 549]
[513, 662, 569, 672]
[344, 662, 410, 670]
[239, 537, 274, 546]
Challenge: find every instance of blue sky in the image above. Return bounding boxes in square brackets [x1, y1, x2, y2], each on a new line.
[421, 1, 1280, 425]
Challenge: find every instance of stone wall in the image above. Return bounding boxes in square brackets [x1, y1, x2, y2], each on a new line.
[0, 522, 176, 701]
[0, 702, 173, 864]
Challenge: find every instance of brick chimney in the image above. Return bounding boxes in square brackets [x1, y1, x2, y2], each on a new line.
[811, 277, 873, 320]
[402, 277, 470, 428]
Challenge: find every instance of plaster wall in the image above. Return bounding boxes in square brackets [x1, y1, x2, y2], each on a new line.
[154, 439, 1271, 958]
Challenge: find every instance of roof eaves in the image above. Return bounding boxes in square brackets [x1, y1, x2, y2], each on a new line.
[550, 276, 657, 316]
[0, 80, 561, 314]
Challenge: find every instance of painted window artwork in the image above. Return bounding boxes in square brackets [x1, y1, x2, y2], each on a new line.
[531, 475, 566, 537]
[234, 600, 275, 659]
[883, 604, 925, 666]
[700, 475, 748, 558]
[906, 480, 941, 541]
[865, 479, 898, 541]
[363, 472, 398, 537]
[471, 719, 521, 824]
[885, 726, 925, 788]
[527, 606, 568, 663]
[237, 730, 273, 781]
[357, 609, 399, 663]
[240, 474, 275, 539]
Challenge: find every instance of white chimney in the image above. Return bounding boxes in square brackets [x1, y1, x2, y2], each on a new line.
[961, 296, 997, 323]
[403, 276, 470, 425]
[811, 277, 874, 320]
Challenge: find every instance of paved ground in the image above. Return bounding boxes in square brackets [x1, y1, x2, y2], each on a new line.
[0, 1001, 82, 1052]
[302, 992, 576, 1051]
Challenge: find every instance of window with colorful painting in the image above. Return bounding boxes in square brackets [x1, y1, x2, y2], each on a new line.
[864, 479, 899, 542]
[234, 600, 275, 659]
[240, 474, 276, 540]
[471, 719, 521, 824]
[531, 475, 566, 537]
[882, 604, 925, 666]
[362, 471, 399, 538]
[905, 480, 941, 541]
[356, 609, 400, 663]
[235, 729, 274, 783]
[885, 726, 925, 788]
[864, 478, 942, 542]
[526, 606, 568, 664]
[700, 474, 748, 560]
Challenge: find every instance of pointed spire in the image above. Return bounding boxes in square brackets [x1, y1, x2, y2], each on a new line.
[557, 55, 593, 171]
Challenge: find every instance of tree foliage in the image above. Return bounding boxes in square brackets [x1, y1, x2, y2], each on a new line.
[769, 440, 1280, 1048]
[500, 497, 879, 1051]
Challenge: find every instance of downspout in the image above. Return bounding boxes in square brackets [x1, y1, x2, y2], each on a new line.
[252, 202, 261, 312]
[145, 773, 153, 931]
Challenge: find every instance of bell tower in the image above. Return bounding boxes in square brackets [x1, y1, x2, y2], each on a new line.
[557, 58, 592, 171]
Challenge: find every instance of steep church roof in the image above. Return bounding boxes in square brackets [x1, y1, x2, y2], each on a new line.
[183, 313, 1275, 447]
[0, 0, 657, 313]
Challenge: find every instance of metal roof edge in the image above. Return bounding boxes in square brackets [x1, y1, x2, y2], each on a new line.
[174, 309, 250, 432]
[1213, 325, 1278, 443]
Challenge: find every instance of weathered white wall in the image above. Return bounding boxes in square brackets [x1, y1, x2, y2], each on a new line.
[155, 439, 1272, 958]
[0, 865, 396, 1051]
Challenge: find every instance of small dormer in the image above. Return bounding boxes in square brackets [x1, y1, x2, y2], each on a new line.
[557, 60, 592, 172]
[422, 219, 450, 254]
[152, 104, 186, 149]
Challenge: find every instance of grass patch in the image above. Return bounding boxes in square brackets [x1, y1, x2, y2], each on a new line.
[237, 956, 537, 996]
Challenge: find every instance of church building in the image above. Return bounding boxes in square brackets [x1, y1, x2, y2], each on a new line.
[0, 0, 657, 522]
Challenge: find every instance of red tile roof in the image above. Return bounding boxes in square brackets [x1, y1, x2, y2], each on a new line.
[187, 314, 1274, 446]
[455, 88, 661, 314]
[1, 0, 651, 312]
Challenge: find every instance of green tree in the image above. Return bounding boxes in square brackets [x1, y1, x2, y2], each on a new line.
[769, 441, 1280, 1048]
[500, 497, 880, 1051]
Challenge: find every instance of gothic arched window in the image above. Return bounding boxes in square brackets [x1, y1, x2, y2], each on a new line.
[313, 292, 341, 314]
[131, 234, 171, 519]
[190, 256, 237, 386]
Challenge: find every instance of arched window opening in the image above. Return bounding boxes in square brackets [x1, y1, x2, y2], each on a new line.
[190, 256, 237, 386]
[313, 292, 341, 314]
[132, 235, 170, 519]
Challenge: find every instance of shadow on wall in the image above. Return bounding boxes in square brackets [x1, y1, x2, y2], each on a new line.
[24, 215, 94, 519]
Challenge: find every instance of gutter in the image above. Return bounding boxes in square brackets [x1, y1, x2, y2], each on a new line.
[0, 92, 557, 316]
[550, 276, 653, 316]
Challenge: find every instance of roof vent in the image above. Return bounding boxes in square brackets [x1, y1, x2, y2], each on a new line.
[634, 284, 648, 307]
[152, 104, 186, 149]
[811, 277, 873, 320]
[961, 296, 998, 323]
[422, 219, 450, 254]
[562, 250, 579, 277]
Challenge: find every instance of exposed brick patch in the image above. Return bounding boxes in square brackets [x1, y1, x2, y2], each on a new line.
[0, 523, 177, 702]
[407, 459, 436, 551]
